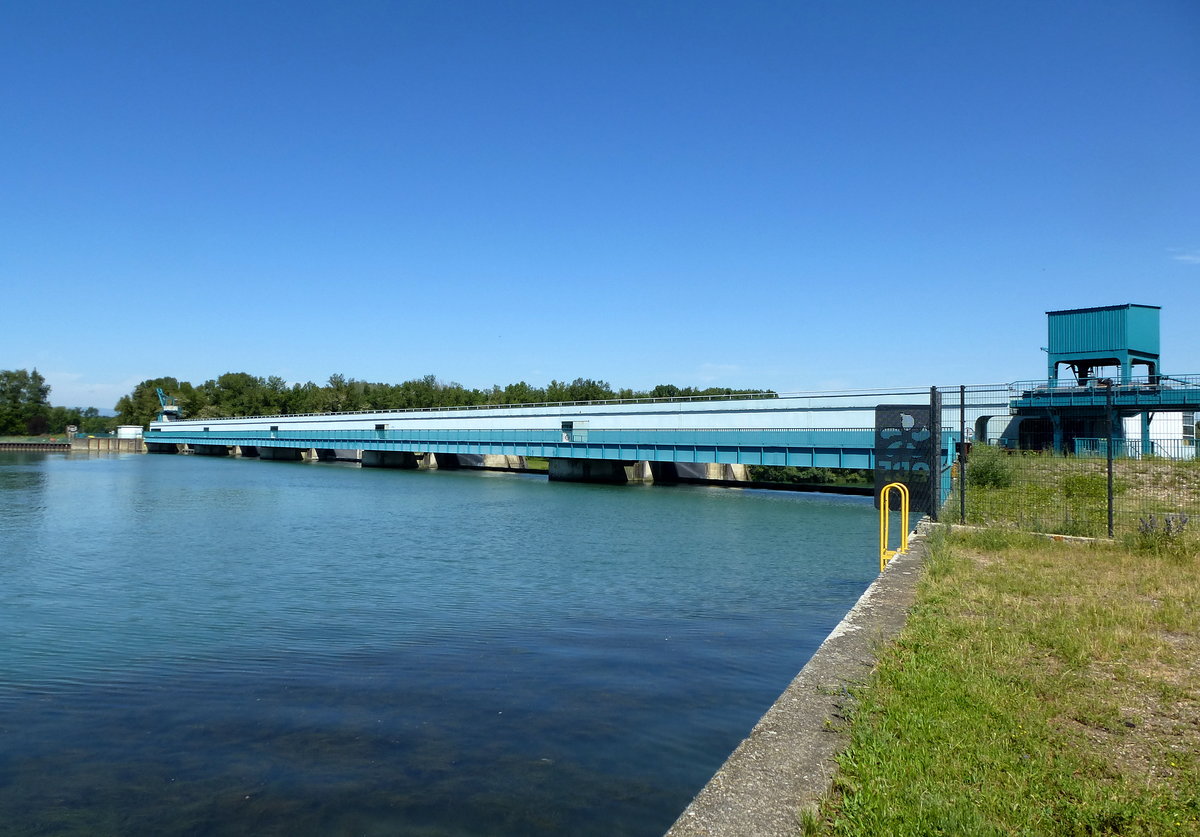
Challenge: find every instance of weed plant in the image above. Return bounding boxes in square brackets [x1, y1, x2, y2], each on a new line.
[1128, 513, 1195, 561]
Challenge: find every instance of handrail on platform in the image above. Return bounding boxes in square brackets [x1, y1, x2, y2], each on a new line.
[879, 481, 910, 572]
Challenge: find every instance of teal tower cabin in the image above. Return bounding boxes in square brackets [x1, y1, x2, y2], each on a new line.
[1046, 303, 1160, 385]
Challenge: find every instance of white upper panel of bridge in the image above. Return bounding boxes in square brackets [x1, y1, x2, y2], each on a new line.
[151, 389, 939, 434]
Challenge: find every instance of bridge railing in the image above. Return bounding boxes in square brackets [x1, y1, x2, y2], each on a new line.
[150, 426, 877, 442]
[155, 385, 960, 425]
[147, 426, 882, 470]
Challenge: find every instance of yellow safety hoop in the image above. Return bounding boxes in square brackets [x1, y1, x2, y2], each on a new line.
[879, 481, 910, 572]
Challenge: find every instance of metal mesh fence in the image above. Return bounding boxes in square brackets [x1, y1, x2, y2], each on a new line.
[941, 381, 1200, 538]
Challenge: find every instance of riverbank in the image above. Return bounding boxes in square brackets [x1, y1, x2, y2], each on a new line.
[0, 435, 142, 453]
[0, 440, 71, 451]
[809, 528, 1199, 835]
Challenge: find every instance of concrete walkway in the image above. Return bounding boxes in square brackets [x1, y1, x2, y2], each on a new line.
[666, 529, 929, 836]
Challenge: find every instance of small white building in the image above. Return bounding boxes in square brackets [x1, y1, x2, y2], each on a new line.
[1122, 411, 1195, 459]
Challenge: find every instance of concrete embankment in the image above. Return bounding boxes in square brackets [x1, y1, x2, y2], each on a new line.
[666, 526, 929, 837]
[0, 441, 72, 452]
[69, 437, 146, 453]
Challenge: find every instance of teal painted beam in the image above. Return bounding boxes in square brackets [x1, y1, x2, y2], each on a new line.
[145, 427, 882, 468]
[1012, 384, 1200, 411]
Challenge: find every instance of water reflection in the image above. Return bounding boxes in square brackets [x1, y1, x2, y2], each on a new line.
[0, 452, 50, 525]
[0, 453, 876, 835]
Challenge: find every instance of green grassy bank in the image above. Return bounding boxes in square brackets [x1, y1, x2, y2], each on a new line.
[809, 529, 1199, 836]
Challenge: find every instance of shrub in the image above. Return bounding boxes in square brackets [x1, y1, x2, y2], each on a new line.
[966, 443, 1013, 488]
[1061, 472, 1108, 503]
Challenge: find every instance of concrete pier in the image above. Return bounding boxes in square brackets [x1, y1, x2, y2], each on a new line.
[548, 458, 747, 485]
[257, 446, 304, 461]
[649, 462, 751, 483]
[72, 437, 147, 453]
[455, 454, 528, 471]
[548, 458, 651, 484]
[361, 450, 419, 468]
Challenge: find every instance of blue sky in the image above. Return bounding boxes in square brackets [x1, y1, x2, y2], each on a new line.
[3, 0, 1197, 409]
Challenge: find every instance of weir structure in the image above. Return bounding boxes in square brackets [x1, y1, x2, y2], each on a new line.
[140, 305, 1200, 516]
[145, 388, 956, 514]
[977, 305, 1200, 455]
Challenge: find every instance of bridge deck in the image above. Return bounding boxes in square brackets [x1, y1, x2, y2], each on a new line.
[1010, 381, 1200, 412]
[147, 427, 878, 469]
[145, 392, 944, 469]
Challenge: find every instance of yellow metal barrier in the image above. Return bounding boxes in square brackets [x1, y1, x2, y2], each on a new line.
[879, 481, 910, 572]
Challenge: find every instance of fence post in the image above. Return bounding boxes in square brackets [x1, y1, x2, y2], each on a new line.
[930, 386, 941, 522]
[959, 384, 966, 525]
[1106, 384, 1114, 538]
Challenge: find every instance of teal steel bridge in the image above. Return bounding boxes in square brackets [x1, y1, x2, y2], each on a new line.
[145, 388, 960, 515]
[146, 425, 878, 469]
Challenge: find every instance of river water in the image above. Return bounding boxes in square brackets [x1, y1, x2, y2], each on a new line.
[0, 452, 876, 836]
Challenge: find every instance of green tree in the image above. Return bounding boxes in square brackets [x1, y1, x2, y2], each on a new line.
[564, 378, 615, 402]
[503, 381, 544, 403]
[78, 407, 114, 434]
[112, 369, 773, 424]
[115, 377, 187, 427]
[0, 368, 51, 435]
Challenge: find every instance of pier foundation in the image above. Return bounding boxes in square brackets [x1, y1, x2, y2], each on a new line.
[361, 451, 420, 469]
[257, 447, 304, 461]
[455, 454, 527, 471]
[548, 458, 652, 484]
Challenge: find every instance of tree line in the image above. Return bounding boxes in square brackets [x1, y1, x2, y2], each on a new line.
[115, 373, 773, 427]
[0, 369, 115, 436]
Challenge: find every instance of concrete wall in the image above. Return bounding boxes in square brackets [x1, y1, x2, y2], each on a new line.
[72, 437, 147, 453]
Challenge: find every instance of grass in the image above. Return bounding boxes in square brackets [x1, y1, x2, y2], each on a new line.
[807, 528, 1200, 836]
[953, 449, 1200, 538]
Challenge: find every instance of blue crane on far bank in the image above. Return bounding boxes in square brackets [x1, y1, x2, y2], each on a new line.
[155, 388, 181, 422]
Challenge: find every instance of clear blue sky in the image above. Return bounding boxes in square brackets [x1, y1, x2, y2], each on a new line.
[3, 0, 1198, 409]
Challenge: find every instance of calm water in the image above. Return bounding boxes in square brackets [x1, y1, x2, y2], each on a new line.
[0, 452, 876, 836]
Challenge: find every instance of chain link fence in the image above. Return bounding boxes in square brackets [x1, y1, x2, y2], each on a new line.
[941, 382, 1200, 539]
